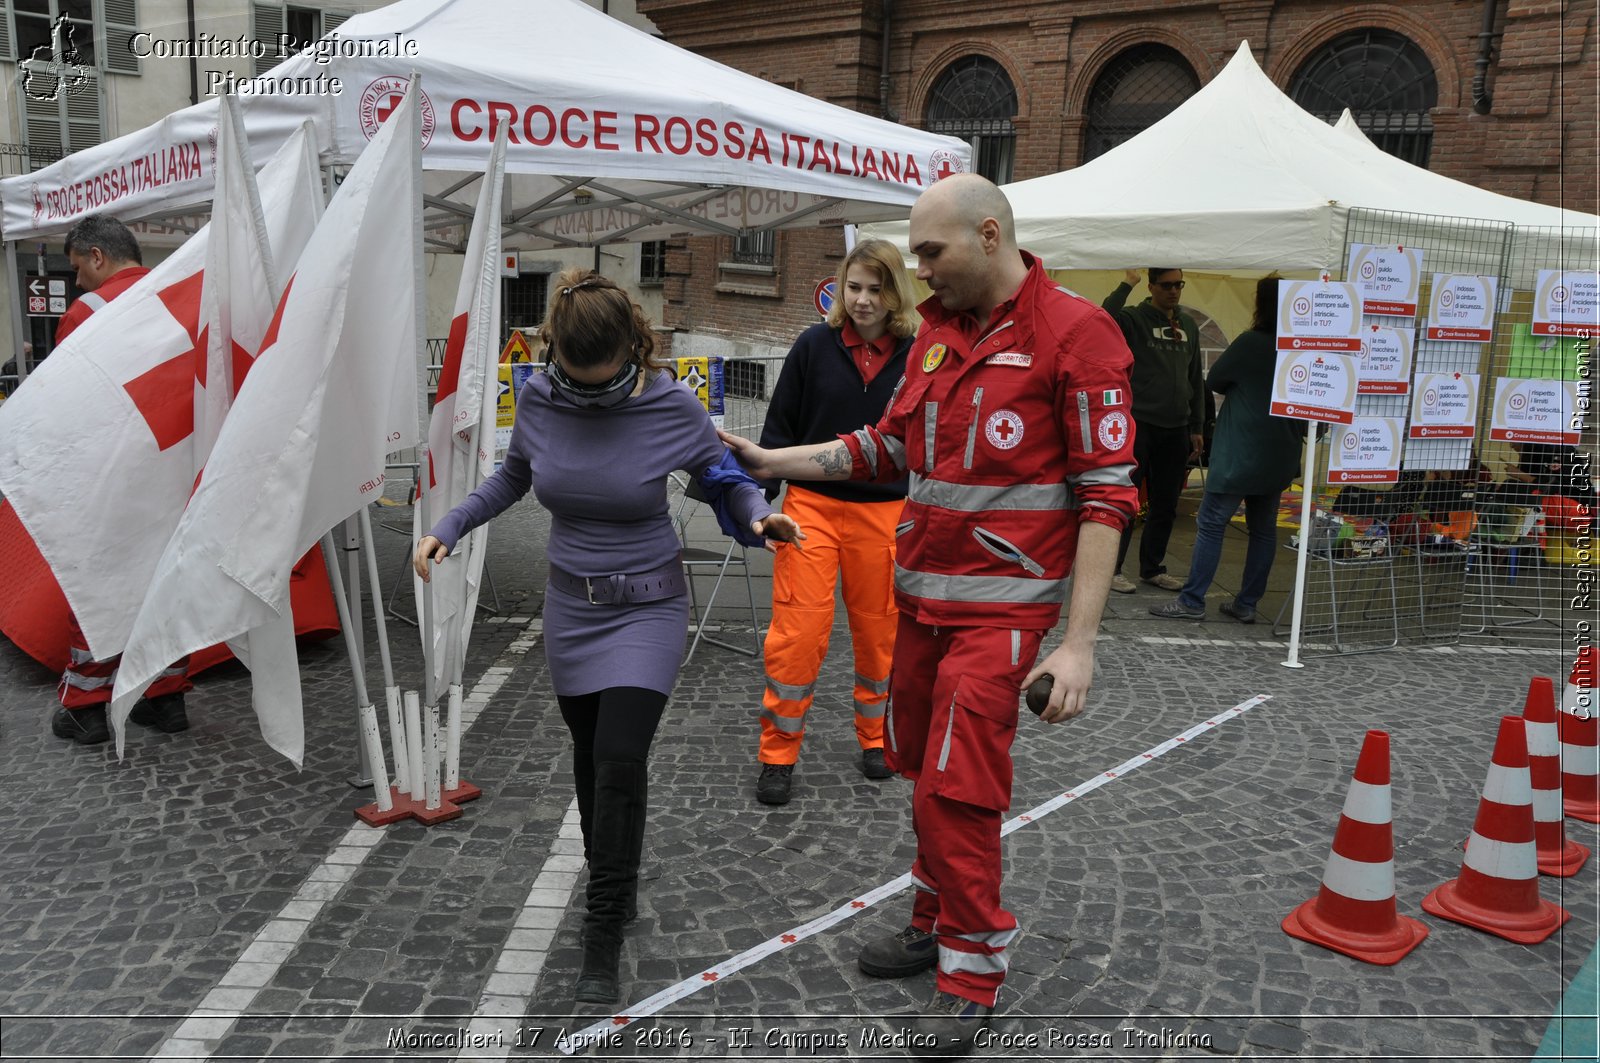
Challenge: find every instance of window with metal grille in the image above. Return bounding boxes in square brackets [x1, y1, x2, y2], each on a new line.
[724, 359, 766, 400]
[731, 230, 775, 267]
[1290, 29, 1438, 167]
[252, 4, 350, 74]
[1083, 44, 1199, 163]
[926, 56, 1017, 184]
[640, 240, 667, 285]
[503, 273, 549, 339]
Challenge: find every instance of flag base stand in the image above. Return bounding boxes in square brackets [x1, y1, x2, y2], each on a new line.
[444, 780, 483, 805]
[355, 786, 465, 826]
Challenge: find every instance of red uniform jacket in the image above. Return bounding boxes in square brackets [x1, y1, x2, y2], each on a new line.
[841, 253, 1138, 628]
[55, 265, 151, 343]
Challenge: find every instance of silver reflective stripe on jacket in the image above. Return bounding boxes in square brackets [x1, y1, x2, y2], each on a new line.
[909, 474, 1074, 513]
[962, 386, 983, 469]
[853, 429, 880, 478]
[881, 433, 907, 471]
[896, 564, 1068, 605]
[923, 402, 938, 472]
[1069, 463, 1136, 488]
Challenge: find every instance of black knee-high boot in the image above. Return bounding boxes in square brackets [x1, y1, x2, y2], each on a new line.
[573, 761, 647, 1004]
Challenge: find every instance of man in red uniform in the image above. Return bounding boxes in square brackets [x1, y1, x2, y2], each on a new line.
[51, 214, 191, 744]
[721, 174, 1137, 1057]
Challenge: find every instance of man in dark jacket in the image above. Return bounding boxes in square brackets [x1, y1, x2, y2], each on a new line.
[1102, 268, 1205, 593]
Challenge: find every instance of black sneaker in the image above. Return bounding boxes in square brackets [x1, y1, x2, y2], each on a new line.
[907, 990, 995, 1058]
[858, 924, 937, 978]
[51, 707, 109, 745]
[129, 693, 189, 733]
[861, 747, 892, 780]
[1148, 598, 1205, 620]
[756, 762, 793, 805]
[1219, 599, 1257, 624]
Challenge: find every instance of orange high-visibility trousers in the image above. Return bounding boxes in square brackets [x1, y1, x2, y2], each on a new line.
[759, 485, 901, 764]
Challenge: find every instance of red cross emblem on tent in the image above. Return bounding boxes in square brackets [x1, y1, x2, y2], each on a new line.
[985, 409, 1023, 450]
[929, 148, 965, 183]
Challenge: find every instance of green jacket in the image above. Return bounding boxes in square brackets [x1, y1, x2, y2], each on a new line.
[1102, 282, 1204, 432]
[1205, 328, 1304, 496]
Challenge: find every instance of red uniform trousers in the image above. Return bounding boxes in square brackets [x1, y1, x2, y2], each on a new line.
[759, 486, 900, 763]
[885, 615, 1045, 1007]
[58, 611, 191, 709]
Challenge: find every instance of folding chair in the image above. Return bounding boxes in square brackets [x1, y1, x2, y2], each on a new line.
[671, 473, 762, 663]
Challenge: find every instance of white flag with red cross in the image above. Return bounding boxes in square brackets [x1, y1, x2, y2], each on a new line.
[0, 115, 323, 663]
[108, 82, 423, 767]
[414, 122, 507, 696]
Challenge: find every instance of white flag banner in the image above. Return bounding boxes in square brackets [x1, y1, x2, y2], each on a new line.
[0, 119, 324, 662]
[109, 83, 423, 766]
[415, 123, 507, 695]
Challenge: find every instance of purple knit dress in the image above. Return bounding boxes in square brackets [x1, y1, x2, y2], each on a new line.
[428, 369, 772, 696]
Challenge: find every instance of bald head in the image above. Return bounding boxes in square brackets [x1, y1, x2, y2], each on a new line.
[908, 174, 1028, 320]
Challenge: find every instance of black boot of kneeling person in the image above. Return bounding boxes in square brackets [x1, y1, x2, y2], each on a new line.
[573, 761, 647, 1004]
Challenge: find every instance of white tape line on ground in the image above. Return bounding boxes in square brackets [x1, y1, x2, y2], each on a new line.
[560, 693, 1272, 1054]
[150, 617, 544, 1063]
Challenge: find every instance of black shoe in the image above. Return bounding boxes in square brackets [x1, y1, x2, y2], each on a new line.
[1219, 599, 1257, 624]
[1148, 598, 1205, 620]
[861, 747, 892, 780]
[906, 990, 995, 1059]
[51, 707, 109, 745]
[858, 924, 937, 978]
[129, 693, 189, 733]
[756, 762, 793, 805]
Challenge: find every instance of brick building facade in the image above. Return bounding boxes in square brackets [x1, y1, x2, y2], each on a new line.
[636, 0, 1597, 361]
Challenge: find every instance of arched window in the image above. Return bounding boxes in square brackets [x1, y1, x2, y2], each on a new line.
[1083, 44, 1199, 162]
[1290, 29, 1438, 166]
[926, 56, 1017, 184]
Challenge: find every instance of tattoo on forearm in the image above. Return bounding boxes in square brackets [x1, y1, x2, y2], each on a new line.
[811, 443, 851, 478]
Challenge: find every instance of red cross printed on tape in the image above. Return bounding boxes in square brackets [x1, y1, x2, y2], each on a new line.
[701, 971, 719, 982]
[1020, 815, 1031, 822]
[612, 1016, 630, 1026]
[1104, 772, 1116, 778]
[1065, 792, 1076, 798]
[1176, 736, 1187, 742]
[1142, 753, 1153, 759]
[781, 933, 797, 943]
[850, 900, 866, 908]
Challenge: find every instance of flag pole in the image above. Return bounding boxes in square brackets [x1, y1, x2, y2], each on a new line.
[321, 531, 393, 812]
[358, 504, 409, 793]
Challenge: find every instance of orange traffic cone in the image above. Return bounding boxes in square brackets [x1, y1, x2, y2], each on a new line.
[1560, 646, 1600, 823]
[1422, 716, 1569, 943]
[1282, 730, 1428, 965]
[1522, 677, 1590, 875]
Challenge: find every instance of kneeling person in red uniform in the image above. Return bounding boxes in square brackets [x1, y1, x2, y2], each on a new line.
[51, 215, 191, 745]
[722, 174, 1137, 1057]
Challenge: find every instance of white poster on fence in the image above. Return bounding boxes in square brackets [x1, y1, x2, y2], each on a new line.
[1275, 278, 1362, 352]
[1356, 324, 1414, 395]
[1328, 417, 1404, 484]
[1424, 274, 1498, 342]
[1270, 349, 1359, 424]
[1346, 244, 1423, 318]
[1531, 270, 1599, 337]
[1488, 377, 1582, 445]
[1408, 372, 1480, 439]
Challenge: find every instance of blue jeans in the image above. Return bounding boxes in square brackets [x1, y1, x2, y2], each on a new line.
[1178, 490, 1281, 612]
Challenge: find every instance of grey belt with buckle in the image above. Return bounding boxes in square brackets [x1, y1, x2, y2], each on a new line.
[548, 557, 686, 605]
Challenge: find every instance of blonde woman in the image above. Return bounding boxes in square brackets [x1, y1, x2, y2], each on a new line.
[753, 239, 917, 805]
[416, 269, 800, 1004]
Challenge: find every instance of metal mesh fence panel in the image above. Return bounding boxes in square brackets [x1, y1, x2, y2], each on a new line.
[1283, 207, 1596, 660]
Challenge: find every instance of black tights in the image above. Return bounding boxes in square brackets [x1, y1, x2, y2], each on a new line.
[557, 687, 667, 860]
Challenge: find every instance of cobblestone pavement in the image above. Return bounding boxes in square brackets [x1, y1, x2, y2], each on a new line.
[0, 489, 1595, 1062]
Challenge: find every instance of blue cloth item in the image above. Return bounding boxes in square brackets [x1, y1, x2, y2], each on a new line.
[697, 449, 771, 548]
[1179, 490, 1281, 612]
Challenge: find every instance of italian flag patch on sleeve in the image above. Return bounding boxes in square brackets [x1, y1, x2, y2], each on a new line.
[1102, 388, 1124, 406]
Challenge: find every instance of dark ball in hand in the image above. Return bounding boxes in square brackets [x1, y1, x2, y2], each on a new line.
[1025, 675, 1053, 717]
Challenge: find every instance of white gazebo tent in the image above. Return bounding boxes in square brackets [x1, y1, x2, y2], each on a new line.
[1, 0, 969, 285]
[866, 42, 1596, 270]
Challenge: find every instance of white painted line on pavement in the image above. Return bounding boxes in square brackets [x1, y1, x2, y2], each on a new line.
[559, 693, 1272, 1053]
[149, 616, 544, 1063]
[454, 798, 586, 1060]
